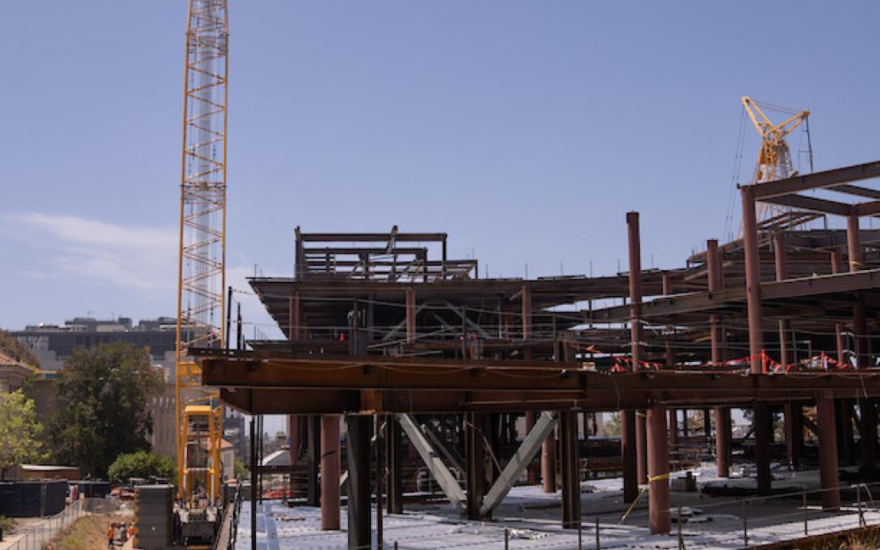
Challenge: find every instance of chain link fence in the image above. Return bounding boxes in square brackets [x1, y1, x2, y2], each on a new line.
[2, 499, 85, 550]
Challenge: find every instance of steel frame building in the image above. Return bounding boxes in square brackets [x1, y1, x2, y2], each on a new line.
[197, 159, 880, 548]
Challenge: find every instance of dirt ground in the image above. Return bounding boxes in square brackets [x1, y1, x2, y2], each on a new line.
[42, 514, 129, 550]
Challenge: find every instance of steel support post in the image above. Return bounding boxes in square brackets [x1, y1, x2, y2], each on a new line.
[307, 415, 321, 507]
[861, 398, 877, 470]
[466, 412, 491, 519]
[754, 402, 772, 494]
[708, 240, 730, 478]
[663, 274, 679, 450]
[321, 415, 340, 530]
[346, 415, 371, 550]
[817, 390, 841, 510]
[831, 250, 848, 366]
[526, 411, 539, 484]
[288, 291, 304, 501]
[385, 414, 403, 514]
[542, 424, 557, 493]
[715, 407, 732, 477]
[288, 415, 300, 497]
[560, 411, 581, 530]
[621, 410, 638, 503]
[405, 288, 416, 344]
[741, 186, 764, 373]
[784, 403, 802, 471]
[627, 212, 648, 485]
[647, 404, 671, 535]
[839, 400, 856, 466]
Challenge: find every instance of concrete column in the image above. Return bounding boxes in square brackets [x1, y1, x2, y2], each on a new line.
[740, 186, 764, 372]
[621, 410, 638, 503]
[346, 415, 371, 548]
[754, 402, 772, 494]
[560, 411, 581, 529]
[647, 404, 671, 535]
[627, 212, 648, 485]
[320, 415, 340, 530]
[816, 390, 841, 510]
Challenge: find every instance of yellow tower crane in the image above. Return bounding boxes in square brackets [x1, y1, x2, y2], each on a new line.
[741, 96, 814, 228]
[175, 0, 229, 506]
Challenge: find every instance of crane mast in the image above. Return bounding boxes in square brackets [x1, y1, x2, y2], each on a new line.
[175, 0, 228, 506]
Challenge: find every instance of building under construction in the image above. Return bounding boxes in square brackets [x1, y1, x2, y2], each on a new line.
[191, 158, 880, 549]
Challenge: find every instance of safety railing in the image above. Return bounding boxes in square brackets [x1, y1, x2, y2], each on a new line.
[616, 479, 880, 550]
[2, 499, 85, 550]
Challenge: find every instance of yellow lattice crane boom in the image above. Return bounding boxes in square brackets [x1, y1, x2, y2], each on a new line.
[741, 96, 814, 229]
[175, 0, 228, 506]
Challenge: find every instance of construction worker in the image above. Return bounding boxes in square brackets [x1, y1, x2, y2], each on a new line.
[107, 523, 115, 548]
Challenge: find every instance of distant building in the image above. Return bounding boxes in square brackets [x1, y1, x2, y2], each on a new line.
[12, 316, 178, 375]
[12, 316, 180, 458]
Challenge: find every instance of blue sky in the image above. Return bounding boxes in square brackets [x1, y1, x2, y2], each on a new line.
[2, 1, 879, 334]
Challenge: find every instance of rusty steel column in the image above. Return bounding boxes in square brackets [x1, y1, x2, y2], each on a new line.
[320, 415, 340, 530]
[662, 275, 678, 449]
[346, 415, 371, 548]
[741, 186, 764, 371]
[405, 287, 416, 343]
[707, 239, 732, 477]
[848, 213, 877, 468]
[466, 412, 491, 519]
[754, 402, 772, 494]
[560, 411, 581, 529]
[526, 411, 539, 484]
[385, 414, 403, 514]
[288, 291, 304, 499]
[307, 416, 321, 507]
[848, 212, 864, 272]
[542, 427, 558, 493]
[831, 251, 847, 366]
[774, 232, 800, 470]
[784, 403, 802, 471]
[862, 399, 877, 470]
[627, 212, 648, 485]
[647, 403, 671, 534]
[621, 410, 638, 503]
[817, 390, 841, 510]
[774, 231, 790, 371]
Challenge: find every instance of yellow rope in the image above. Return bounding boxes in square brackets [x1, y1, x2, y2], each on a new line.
[618, 473, 669, 524]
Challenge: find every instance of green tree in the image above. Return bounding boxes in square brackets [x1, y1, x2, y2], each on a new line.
[108, 451, 176, 484]
[0, 390, 46, 479]
[233, 457, 248, 480]
[51, 343, 163, 478]
[604, 412, 621, 436]
[0, 329, 40, 368]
